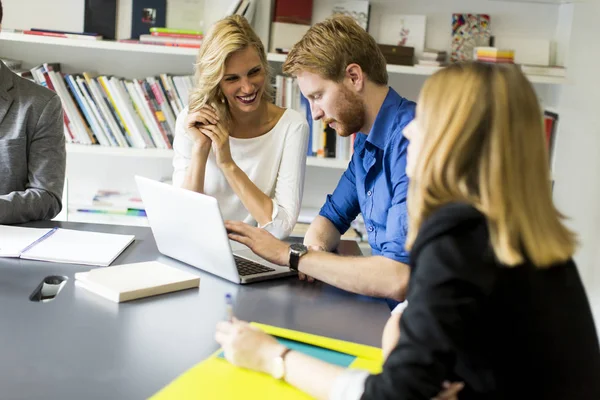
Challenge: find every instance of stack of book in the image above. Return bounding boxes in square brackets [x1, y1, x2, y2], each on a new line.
[416, 49, 447, 67]
[136, 28, 203, 49]
[23, 28, 103, 41]
[28, 63, 193, 149]
[474, 47, 515, 64]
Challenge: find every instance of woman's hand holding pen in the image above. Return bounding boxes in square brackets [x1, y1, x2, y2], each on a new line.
[215, 318, 285, 375]
[185, 106, 218, 153]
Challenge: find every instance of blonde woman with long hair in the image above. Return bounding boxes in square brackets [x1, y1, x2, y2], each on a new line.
[172, 15, 309, 239]
[215, 62, 600, 399]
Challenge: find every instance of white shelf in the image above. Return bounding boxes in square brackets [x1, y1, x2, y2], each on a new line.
[0, 32, 198, 56]
[66, 144, 349, 169]
[0, 33, 566, 84]
[66, 144, 174, 159]
[267, 53, 567, 84]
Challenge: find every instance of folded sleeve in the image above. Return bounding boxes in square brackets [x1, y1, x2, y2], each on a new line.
[318, 154, 360, 235]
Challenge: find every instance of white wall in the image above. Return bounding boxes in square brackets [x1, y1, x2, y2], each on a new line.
[552, 0, 600, 328]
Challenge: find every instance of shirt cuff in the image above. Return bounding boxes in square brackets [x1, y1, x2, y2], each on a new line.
[381, 251, 411, 265]
[329, 369, 369, 400]
[257, 199, 279, 229]
[391, 300, 408, 314]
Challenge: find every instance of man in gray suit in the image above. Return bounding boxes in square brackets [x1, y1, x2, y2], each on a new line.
[0, 0, 66, 224]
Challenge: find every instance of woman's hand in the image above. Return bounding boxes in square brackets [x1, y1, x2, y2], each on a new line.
[215, 318, 285, 375]
[185, 106, 219, 150]
[198, 122, 235, 169]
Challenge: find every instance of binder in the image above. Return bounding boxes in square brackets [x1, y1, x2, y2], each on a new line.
[0, 225, 134, 267]
[151, 323, 383, 399]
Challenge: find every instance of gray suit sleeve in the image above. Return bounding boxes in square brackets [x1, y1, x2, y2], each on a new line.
[0, 96, 66, 223]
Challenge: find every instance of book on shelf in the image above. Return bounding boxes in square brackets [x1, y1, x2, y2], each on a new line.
[0, 225, 135, 267]
[544, 110, 559, 166]
[224, 0, 257, 24]
[28, 61, 193, 150]
[84, 0, 120, 40]
[23, 29, 103, 41]
[273, 0, 313, 25]
[332, 1, 371, 31]
[166, 0, 204, 32]
[75, 261, 200, 303]
[131, 0, 167, 39]
[150, 27, 203, 35]
[451, 14, 491, 63]
[139, 34, 202, 46]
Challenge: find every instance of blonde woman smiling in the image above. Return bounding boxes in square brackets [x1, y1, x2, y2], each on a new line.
[172, 15, 309, 239]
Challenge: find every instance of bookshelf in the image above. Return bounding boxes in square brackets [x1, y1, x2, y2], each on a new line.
[0, 33, 568, 84]
[0, 32, 198, 56]
[0, 0, 576, 223]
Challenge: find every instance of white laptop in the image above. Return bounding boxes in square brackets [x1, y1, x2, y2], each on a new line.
[135, 176, 295, 284]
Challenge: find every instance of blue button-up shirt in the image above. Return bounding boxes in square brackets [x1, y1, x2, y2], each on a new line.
[319, 87, 415, 264]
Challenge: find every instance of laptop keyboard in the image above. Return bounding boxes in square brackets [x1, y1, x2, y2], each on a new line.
[234, 255, 276, 276]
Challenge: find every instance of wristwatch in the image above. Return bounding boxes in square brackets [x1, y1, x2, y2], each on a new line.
[288, 243, 308, 271]
[271, 347, 293, 380]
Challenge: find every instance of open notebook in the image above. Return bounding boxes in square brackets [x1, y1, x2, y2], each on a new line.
[0, 225, 134, 266]
[75, 261, 200, 302]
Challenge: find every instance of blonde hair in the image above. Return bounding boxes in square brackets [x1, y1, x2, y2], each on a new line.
[282, 15, 387, 85]
[188, 15, 273, 127]
[406, 62, 576, 267]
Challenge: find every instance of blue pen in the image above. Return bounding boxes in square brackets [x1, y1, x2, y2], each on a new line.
[225, 293, 234, 322]
[20, 227, 58, 255]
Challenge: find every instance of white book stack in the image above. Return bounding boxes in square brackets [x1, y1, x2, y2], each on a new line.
[75, 261, 200, 303]
[417, 49, 448, 67]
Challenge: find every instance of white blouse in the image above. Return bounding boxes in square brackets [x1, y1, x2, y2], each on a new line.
[172, 107, 309, 239]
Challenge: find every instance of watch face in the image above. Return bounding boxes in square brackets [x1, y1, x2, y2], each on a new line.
[290, 243, 307, 253]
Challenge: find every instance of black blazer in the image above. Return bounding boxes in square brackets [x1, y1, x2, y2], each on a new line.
[363, 203, 600, 400]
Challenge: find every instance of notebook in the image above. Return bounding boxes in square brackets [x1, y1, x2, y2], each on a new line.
[75, 261, 200, 302]
[0, 225, 135, 266]
[151, 323, 383, 399]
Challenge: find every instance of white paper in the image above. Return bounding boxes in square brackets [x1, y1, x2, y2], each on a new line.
[0, 225, 52, 257]
[20, 228, 135, 267]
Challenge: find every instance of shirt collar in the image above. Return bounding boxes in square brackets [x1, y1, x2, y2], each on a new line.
[364, 87, 403, 151]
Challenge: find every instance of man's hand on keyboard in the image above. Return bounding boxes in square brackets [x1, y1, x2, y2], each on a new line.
[225, 221, 289, 266]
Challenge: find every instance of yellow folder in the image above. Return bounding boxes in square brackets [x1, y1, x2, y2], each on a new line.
[150, 322, 383, 400]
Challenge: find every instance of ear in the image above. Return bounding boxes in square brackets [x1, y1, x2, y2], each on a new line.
[345, 63, 365, 91]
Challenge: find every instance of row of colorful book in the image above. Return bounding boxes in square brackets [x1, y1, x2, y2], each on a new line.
[274, 74, 354, 161]
[26, 63, 192, 149]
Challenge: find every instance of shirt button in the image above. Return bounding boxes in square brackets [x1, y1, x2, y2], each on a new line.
[368, 226, 374, 232]
[367, 190, 372, 196]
